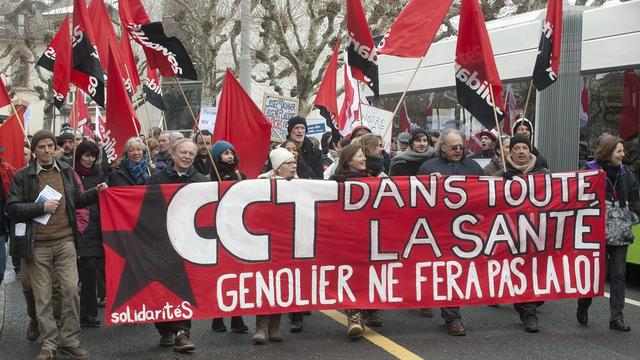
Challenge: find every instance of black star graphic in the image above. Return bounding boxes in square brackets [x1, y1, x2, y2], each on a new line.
[104, 185, 198, 311]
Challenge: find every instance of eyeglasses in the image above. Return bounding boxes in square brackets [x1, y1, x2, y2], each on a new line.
[446, 144, 465, 151]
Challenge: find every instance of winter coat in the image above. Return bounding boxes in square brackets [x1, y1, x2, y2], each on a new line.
[298, 137, 323, 179]
[108, 165, 158, 187]
[211, 161, 246, 182]
[76, 164, 107, 258]
[148, 164, 209, 185]
[389, 149, 435, 176]
[472, 150, 495, 159]
[193, 155, 213, 177]
[494, 155, 550, 178]
[6, 159, 98, 259]
[153, 152, 171, 170]
[584, 160, 640, 214]
[330, 170, 370, 182]
[417, 156, 484, 176]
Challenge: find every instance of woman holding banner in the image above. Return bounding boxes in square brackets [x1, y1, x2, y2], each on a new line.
[331, 143, 371, 339]
[253, 147, 298, 344]
[208, 140, 249, 333]
[576, 136, 640, 332]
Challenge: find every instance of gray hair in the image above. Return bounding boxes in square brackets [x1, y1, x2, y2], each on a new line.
[121, 137, 148, 158]
[434, 128, 467, 160]
[172, 138, 197, 154]
[169, 131, 184, 143]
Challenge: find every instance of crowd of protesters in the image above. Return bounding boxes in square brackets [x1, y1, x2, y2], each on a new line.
[0, 114, 638, 360]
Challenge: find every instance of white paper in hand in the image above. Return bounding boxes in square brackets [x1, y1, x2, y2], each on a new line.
[33, 185, 63, 225]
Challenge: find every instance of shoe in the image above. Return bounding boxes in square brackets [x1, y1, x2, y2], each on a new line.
[447, 321, 466, 336]
[80, 316, 101, 327]
[576, 307, 588, 325]
[268, 315, 283, 342]
[365, 310, 382, 327]
[159, 332, 175, 347]
[230, 316, 249, 333]
[59, 345, 90, 360]
[523, 315, 539, 333]
[609, 319, 631, 332]
[173, 331, 195, 353]
[253, 315, 269, 345]
[36, 348, 56, 360]
[419, 308, 434, 317]
[97, 298, 106, 308]
[27, 318, 39, 341]
[347, 311, 363, 340]
[211, 318, 227, 332]
[289, 313, 303, 333]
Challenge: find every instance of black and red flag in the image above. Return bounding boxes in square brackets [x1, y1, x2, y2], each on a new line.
[71, 0, 105, 107]
[455, 0, 504, 130]
[532, 0, 563, 91]
[144, 64, 166, 111]
[346, 0, 378, 97]
[118, 0, 197, 80]
[313, 42, 340, 136]
[377, 0, 453, 58]
[37, 16, 72, 110]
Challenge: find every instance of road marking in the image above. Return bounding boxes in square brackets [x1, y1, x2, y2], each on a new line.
[604, 292, 640, 307]
[320, 310, 423, 360]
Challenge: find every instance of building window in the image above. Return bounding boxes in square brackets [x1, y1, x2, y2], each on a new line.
[17, 14, 25, 35]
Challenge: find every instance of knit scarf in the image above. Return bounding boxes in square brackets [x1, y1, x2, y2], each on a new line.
[75, 163, 93, 176]
[507, 154, 537, 174]
[122, 158, 149, 185]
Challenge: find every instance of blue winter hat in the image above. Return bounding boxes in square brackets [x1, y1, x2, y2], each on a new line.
[211, 141, 235, 159]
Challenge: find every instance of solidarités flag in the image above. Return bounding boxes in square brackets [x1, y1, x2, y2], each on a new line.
[0, 75, 11, 109]
[106, 41, 141, 159]
[377, 0, 453, 58]
[337, 52, 369, 137]
[71, 0, 105, 107]
[314, 42, 340, 135]
[88, 0, 117, 70]
[0, 106, 26, 169]
[346, 0, 378, 97]
[144, 64, 166, 111]
[532, 0, 563, 91]
[121, 31, 142, 92]
[213, 69, 271, 179]
[455, 0, 504, 130]
[37, 16, 72, 110]
[619, 71, 640, 140]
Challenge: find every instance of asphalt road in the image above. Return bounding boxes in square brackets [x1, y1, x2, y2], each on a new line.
[2, 258, 640, 360]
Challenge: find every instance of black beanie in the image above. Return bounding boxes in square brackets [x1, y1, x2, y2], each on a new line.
[287, 116, 307, 135]
[509, 135, 532, 152]
[410, 127, 429, 145]
[31, 130, 57, 152]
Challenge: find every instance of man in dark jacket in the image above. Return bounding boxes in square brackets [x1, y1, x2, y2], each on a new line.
[6, 130, 107, 360]
[148, 139, 207, 353]
[287, 116, 323, 179]
[193, 130, 213, 176]
[495, 135, 549, 333]
[417, 128, 484, 336]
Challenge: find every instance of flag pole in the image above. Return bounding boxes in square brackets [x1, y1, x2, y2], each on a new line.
[522, 80, 533, 119]
[71, 97, 77, 168]
[173, 77, 221, 180]
[140, 94, 158, 174]
[382, 55, 427, 145]
[489, 85, 507, 171]
[51, 104, 56, 133]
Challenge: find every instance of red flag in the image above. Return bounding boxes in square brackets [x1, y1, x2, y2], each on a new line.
[466, 133, 483, 156]
[314, 42, 340, 126]
[71, 89, 93, 137]
[337, 56, 367, 137]
[213, 69, 271, 179]
[377, 0, 453, 58]
[580, 76, 589, 127]
[502, 84, 517, 136]
[88, 0, 118, 69]
[0, 76, 11, 108]
[532, 0, 563, 91]
[455, 0, 503, 130]
[619, 71, 640, 140]
[96, 107, 106, 142]
[399, 101, 411, 133]
[71, 0, 105, 107]
[346, 0, 378, 97]
[121, 31, 141, 90]
[0, 106, 26, 168]
[106, 41, 141, 159]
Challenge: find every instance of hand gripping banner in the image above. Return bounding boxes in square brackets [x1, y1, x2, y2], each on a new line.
[100, 172, 606, 325]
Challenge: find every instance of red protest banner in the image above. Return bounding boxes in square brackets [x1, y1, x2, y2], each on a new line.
[100, 172, 605, 325]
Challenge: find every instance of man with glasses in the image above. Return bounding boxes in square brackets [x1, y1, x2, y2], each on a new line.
[417, 128, 483, 336]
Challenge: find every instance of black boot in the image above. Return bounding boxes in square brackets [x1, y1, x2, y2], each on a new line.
[289, 313, 303, 333]
[211, 318, 226, 332]
[609, 319, 631, 332]
[230, 316, 249, 333]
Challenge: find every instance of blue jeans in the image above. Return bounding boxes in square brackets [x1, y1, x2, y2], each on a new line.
[0, 234, 7, 284]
